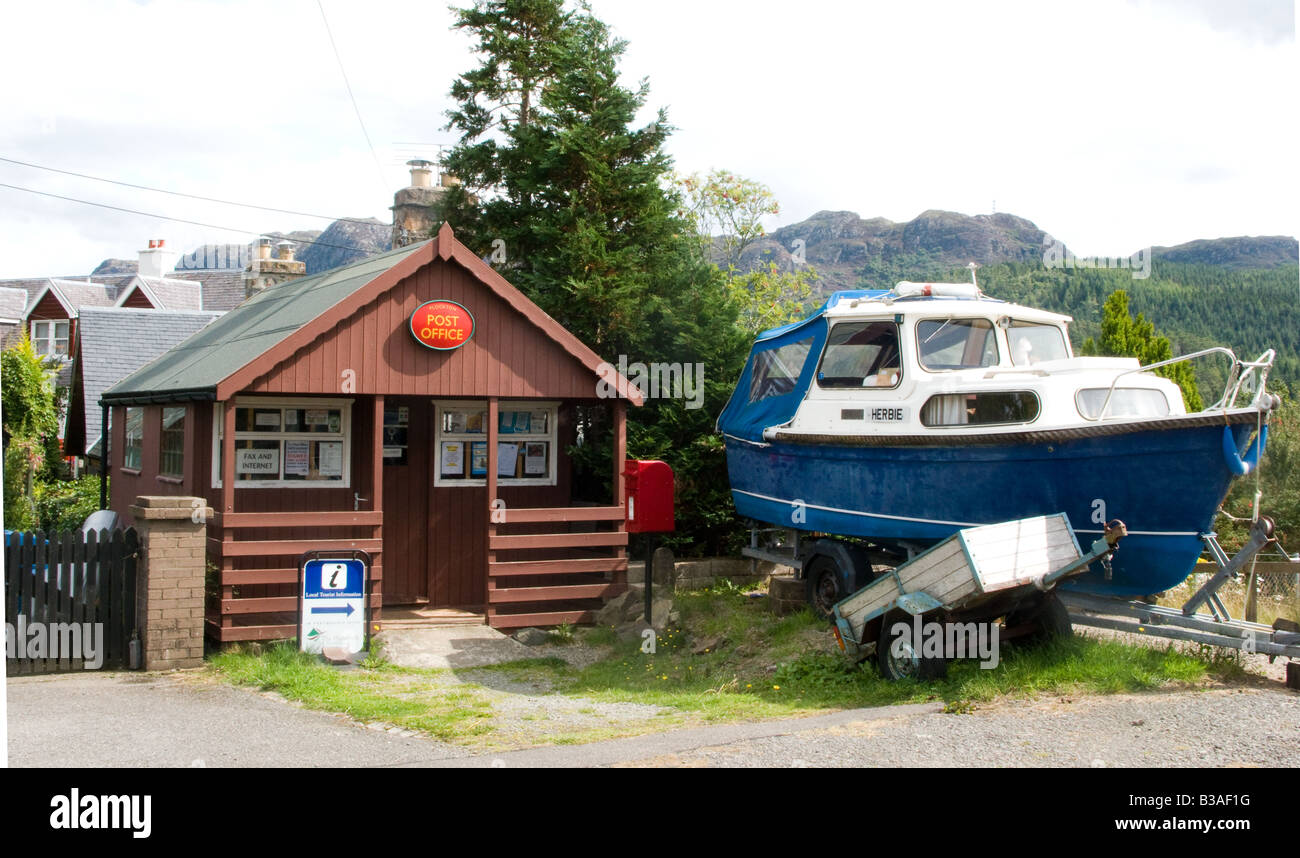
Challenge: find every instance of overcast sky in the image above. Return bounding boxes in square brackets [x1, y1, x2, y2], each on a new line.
[0, 0, 1295, 278]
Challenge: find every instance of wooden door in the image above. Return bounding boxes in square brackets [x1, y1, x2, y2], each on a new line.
[380, 397, 429, 604]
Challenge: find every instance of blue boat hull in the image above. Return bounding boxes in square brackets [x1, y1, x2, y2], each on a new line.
[725, 420, 1260, 596]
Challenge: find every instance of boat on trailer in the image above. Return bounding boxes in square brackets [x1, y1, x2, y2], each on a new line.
[718, 279, 1279, 602]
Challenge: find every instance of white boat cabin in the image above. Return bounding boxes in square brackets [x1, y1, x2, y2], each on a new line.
[765, 282, 1186, 440]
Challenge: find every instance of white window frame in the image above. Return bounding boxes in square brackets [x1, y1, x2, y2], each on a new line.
[212, 396, 353, 489]
[30, 319, 71, 359]
[434, 399, 559, 488]
[122, 406, 144, 472]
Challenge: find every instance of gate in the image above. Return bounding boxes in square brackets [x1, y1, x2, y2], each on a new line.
[4, 528, 140, 674]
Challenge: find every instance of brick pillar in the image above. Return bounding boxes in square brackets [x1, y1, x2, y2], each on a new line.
[130, 495, 212, 670]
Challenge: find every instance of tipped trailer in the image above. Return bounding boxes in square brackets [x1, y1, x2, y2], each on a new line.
[825, 514, 1125, 680]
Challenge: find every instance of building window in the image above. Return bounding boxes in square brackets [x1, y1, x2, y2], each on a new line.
[212, 398, 352, 488]
[434, 400, 558, 486]
[160, 406, 186, 477]
[123, 407, 144, 470]
[31, 320, 70, 358]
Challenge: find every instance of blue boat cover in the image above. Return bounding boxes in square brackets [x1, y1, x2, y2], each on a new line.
[718, 291, 889, 442]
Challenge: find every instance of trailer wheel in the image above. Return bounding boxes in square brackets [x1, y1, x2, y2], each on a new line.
[805, 555, 845, 620]
[1007, 593, 1072, 644]
[876, 611, 948, 681]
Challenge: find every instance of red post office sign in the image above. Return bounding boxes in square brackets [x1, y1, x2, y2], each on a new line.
[410, 300, 474, 350]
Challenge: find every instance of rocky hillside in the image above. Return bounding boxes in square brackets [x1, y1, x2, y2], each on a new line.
[293, 218, 390, 274]
[732, 209, 1296, 293]
[736, 210, 1063, 291]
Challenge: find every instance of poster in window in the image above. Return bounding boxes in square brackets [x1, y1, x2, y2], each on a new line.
[470, 442, 487, 476]
[237, 447, 279, 475]
[328, 413, 341, 433]
[255, 409, 281, 429]
[440, 441, 465, 476]
[499, 411, 531, 434]
[524, 442, 547, 476]
[305, 409, 329, 428]
[284, 440, 310, 476]
[465, 410, 484, 433]
[318, 441, 344, 477]
[530, 410, 549, 434]
[447, 411, 468, 433]
[497, 442, 520, 476]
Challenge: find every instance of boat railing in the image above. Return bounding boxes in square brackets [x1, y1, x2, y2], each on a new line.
[1082, 347, 1276, 421]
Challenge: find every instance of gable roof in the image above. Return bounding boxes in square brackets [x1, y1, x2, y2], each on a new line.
[27, 279, 121, 318]
[116, 276, 204, 312]
[103, 224, 643, 405]
[68, 307, 223, 456]
[0, 275, 136, 316]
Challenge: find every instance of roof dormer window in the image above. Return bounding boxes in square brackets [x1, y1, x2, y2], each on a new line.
[31, 319, 70, 359]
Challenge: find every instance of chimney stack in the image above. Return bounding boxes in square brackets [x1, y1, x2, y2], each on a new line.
[392, 159, 454, 248]
[137, 238, 179, 278]
[243, 236, 306, 300]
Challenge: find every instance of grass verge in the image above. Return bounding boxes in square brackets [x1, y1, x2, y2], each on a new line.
[206, 582, 1255, 749]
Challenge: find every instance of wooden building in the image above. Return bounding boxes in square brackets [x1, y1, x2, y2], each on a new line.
[102, 224, 642, 641]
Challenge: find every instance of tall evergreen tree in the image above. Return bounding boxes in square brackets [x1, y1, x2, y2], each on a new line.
[436, 1, 749, 552]
[1081, 290, 1204, 411]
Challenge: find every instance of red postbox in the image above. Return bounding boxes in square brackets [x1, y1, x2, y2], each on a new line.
[624, 459, 675, 533]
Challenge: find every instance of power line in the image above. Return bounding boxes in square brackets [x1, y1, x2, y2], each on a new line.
[0, 154, 391, 227]
[316, 0, 390, 197]
[0, 181, 383, 254]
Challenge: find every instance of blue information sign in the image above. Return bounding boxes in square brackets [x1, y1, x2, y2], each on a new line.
[299, 556, 368, 655]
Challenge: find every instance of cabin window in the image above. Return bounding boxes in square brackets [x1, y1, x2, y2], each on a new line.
[1076, 388, 1170, 419]
[31, 320, 70, 358]
[212, 398, 352, 488]
[1007, 321, 1069, 365]
[749, 338, 813, 402]
[920, 392, 1040, 427]
[434, 400, 558, 487]
[917, 318, 998, 370]
[123, 407, 144, 470]
[159, 406, 186, 478]
[817, 321, 901, 388]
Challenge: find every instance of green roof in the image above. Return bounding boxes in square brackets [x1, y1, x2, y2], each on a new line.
[102, 241, 427, 402]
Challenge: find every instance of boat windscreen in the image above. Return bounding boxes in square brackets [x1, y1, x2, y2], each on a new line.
[1008, 321, 1069, 365]
[918, 318, 998, 370]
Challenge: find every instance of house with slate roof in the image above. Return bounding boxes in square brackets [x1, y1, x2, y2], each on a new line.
[65, 306, 223, 465]
[102, 224, 643, 639]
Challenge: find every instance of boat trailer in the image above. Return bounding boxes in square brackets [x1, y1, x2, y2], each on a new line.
[745, 513, 1300, 687]
[1060, 516, 1300, 677]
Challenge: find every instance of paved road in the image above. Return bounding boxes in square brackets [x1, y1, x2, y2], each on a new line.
[7, 672, 1298, 768]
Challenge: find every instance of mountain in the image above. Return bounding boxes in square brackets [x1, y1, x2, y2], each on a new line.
[95, 218, 394, 278]
[732, 209, 1297, 293]
[294, 218, 390, 274]
[735, 210, 1064, 291]
[1151, 236, 1298, 269]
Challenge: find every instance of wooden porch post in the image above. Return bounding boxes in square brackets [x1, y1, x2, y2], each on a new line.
[371, 394, 384, 633]
[612, 400, 627, 593]
[220, 400, 236, 638]
[485, 397, 499, 626]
